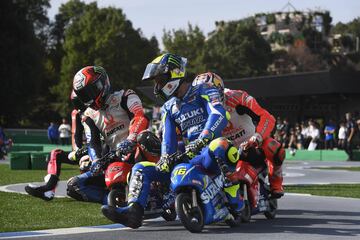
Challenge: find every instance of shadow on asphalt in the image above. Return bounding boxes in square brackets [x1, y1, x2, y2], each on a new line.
[138, 209, 360, 237]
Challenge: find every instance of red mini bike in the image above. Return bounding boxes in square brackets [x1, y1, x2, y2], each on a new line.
[105, 159, 133, 207]
[231, 148, 278, 222]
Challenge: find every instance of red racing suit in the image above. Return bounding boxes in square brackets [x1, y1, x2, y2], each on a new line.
[222, 88, 285, 192]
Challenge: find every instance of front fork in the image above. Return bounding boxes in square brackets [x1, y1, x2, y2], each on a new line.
[242, 183, 248, 201]
[192, 189, 198, 207]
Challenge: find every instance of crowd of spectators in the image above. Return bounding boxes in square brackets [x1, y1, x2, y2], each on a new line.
[47, 118, 71, 145]
[274, 112, 360, 160]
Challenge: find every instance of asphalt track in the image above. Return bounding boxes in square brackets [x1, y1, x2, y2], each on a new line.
[1, 160, 360, 239]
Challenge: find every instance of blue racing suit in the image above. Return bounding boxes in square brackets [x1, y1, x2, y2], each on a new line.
[127, 80, 229, 208]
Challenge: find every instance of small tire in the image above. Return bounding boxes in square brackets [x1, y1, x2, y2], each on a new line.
[264, 198, 277, 219]
[175, 192, 204, 233]
[108, 187, 127, 208]
[240, 200, 251, 223]
[162, 207, 177, 221]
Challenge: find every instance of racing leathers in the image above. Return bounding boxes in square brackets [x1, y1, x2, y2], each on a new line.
[223, 88, 285, 196]
[66, 90, 149, 204]
[25, 109, 99, 201]
[101, 74, 243, 228]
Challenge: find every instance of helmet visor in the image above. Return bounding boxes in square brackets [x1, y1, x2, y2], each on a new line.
[75, 80, 103, 107]
[142, 63, 166, 81]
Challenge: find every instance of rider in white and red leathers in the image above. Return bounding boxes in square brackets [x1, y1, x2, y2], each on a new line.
[67, 66, 149, 204]
[194, 72, 285, 197]
[25, 91, 100, 201]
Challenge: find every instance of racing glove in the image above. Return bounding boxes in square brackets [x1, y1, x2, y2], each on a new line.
[241, 133, 263, 151]
[116, 139, 136, 157]
[186, 138, 209, 159]
[79, 156, 91, 173]
[156, 155, 171, 173]
[68, 147, 88, 162]
[90, 160, 105, 176]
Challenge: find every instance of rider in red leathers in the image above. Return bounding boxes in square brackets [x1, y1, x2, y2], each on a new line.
[193, 72, 285, 198]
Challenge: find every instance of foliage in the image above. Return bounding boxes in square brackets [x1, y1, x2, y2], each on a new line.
[288, 46, 327, 72]
[322, 11, 332, 35]
[333, 18, 360, 37]
[204, 20, 272, 78]
[269, 32, 294, 45]
[266, 14, 276, 25]
[0, 0, 51, 127]
[163, 24, 206, 78]
[52, 1, 159, 116]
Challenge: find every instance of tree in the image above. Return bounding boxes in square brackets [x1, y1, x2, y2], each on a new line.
[163, 24, 206, 77]
[0, 0, 50, 127]
[52, 2, 159, 115]
[204, 20, 272, 78]
[288, 46, 327, 72]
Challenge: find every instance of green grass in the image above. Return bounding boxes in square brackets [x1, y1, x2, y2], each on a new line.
[0, 191, 111, 232]
[1, 164, 360, 232]
[285, 184, 360, 199]
[0, 164, 112, 233]
[314, 167, 360, 171]
[0, 164, 79, 185]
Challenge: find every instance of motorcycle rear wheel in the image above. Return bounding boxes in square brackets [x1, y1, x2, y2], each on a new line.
[175, 192, 204, 233]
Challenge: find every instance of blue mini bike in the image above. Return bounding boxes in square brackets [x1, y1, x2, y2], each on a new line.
[170, 162, 242, 232]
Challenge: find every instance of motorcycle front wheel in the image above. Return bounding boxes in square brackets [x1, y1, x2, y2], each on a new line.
[107, 187, 127, 208]
[240, 200, 251, 223]
[175, 192, 204, 233]
[264, 198, 277, 219]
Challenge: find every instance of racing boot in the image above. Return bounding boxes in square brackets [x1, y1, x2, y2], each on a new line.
[24, 174, 58, 201]
[269, 165, 284, 199]
[101, 202, 144, 228]
[25, 185, 55, 201]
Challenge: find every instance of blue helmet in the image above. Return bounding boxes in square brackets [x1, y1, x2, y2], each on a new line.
[142, 53, 187, 101]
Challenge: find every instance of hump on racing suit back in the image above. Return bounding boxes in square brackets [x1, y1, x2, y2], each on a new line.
[222, 88, 276, 148]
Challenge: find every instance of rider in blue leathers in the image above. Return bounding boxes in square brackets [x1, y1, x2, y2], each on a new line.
[102, 53, 243, 228]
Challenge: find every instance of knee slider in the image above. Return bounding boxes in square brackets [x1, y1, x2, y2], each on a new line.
[66, 176, 86, 201]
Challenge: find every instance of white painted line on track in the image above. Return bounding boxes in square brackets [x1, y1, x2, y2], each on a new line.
[0, 224, 128, 239]
[0, 217, 165, 239]
[0, 183, 31, 195]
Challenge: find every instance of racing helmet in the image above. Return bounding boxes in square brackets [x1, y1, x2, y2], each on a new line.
[142, 53, 187, 101]
[70, 90, 86, 112]
[73, 66, 110, 110]
[136, 130, 161, 162]
[193, 72, 225, 103]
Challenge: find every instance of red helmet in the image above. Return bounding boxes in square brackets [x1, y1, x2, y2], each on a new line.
[70, 90, 86, 112]
[73, 66, 110, 110]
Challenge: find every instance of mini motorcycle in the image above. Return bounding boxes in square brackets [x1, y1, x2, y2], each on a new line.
[170, 153, 242, 233]
[105, 158, 133, 208]
[92, 150, 132, 208]
[101, 150, 176, 221]
[229, 148, 278, 222]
